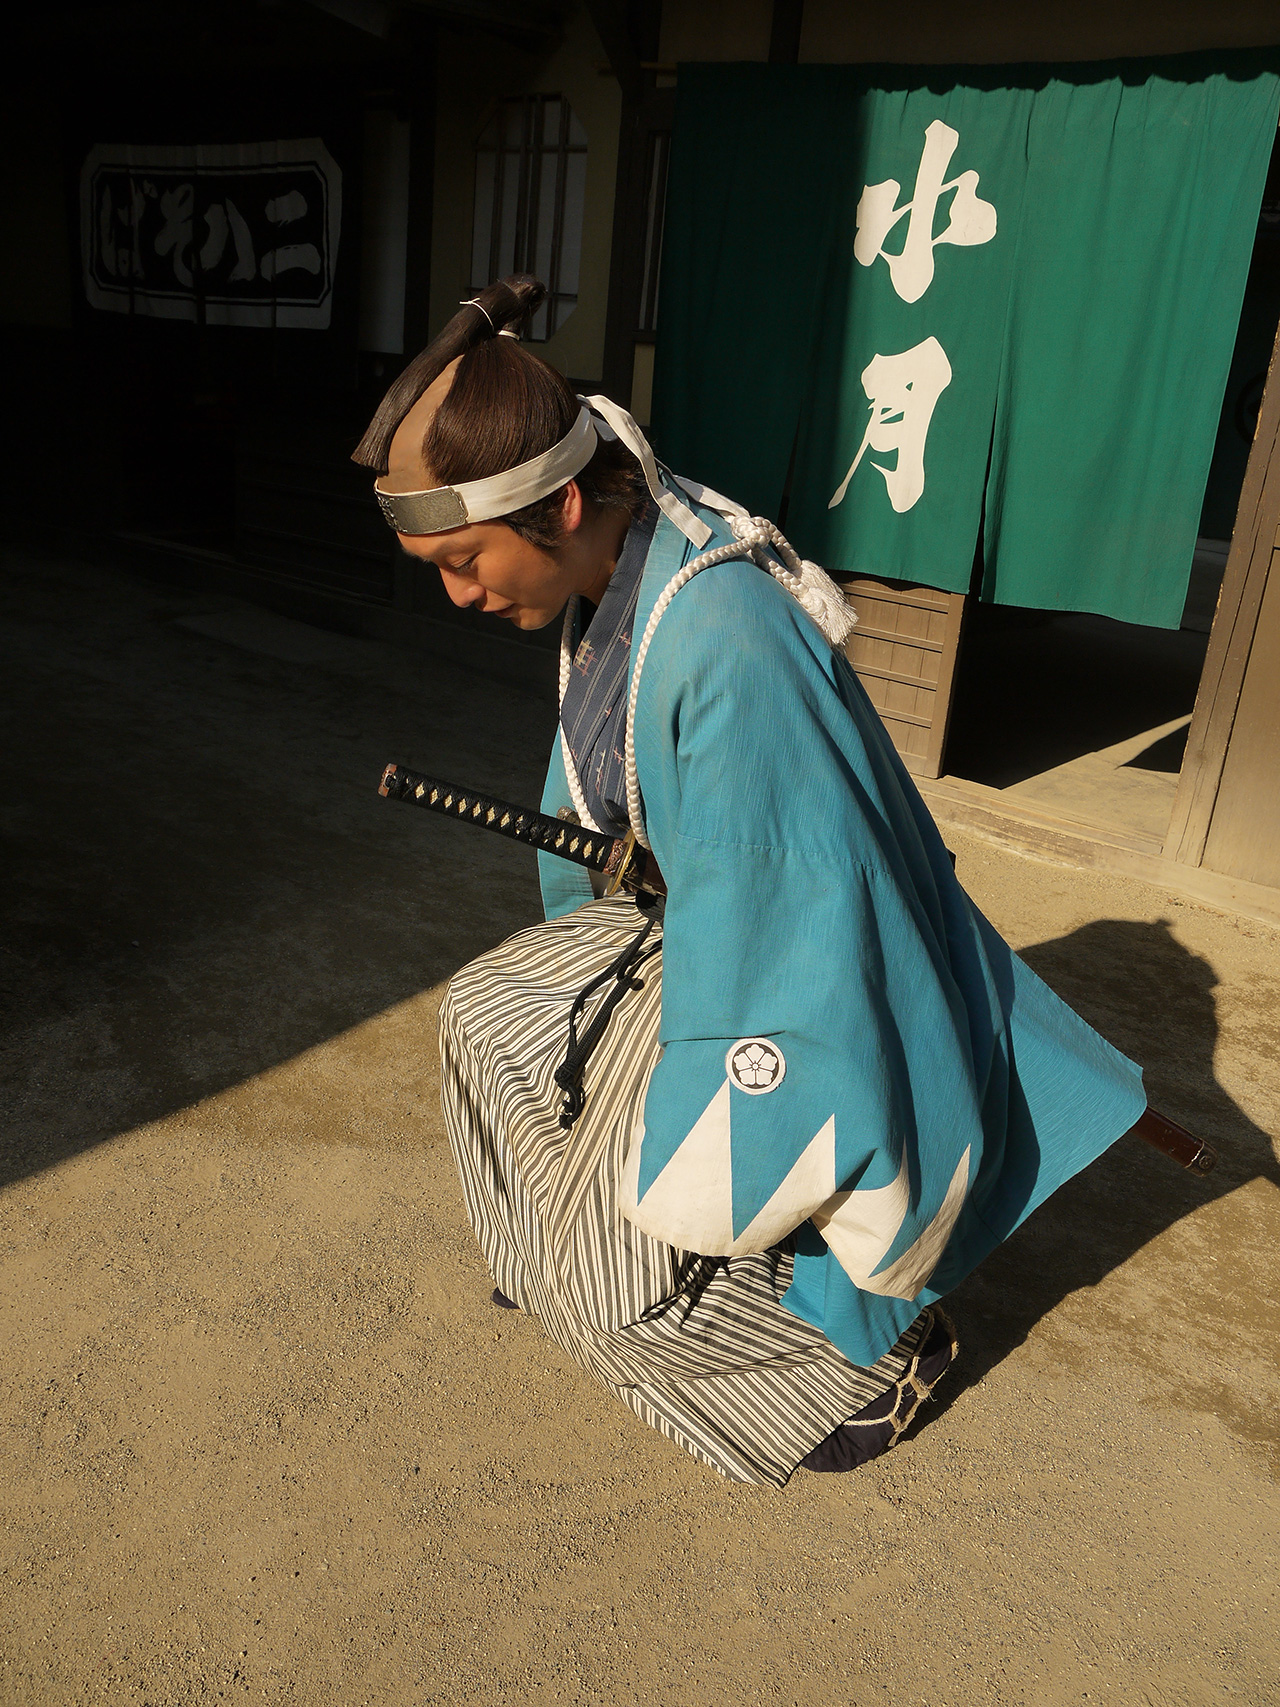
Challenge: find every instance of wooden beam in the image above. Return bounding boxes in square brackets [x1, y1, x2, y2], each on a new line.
[590, 1, 666, 399]
[584, 0, 644, 102]
[403, 0, 564, 51]
[401, 30, 438, 357]
[1165, 309, 1280, 866]
[769, 0, 804, 64]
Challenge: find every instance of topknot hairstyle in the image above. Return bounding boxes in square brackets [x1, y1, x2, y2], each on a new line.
[352, 274, 646, 547]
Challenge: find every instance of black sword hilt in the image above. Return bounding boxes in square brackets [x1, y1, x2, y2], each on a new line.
[378, 762, 618, 872]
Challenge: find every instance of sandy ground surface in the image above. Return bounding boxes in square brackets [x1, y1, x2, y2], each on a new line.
[2, 547, 1278, 1707]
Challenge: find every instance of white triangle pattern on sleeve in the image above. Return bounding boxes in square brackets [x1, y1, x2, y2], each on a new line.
[813, 1145, 971, 1299]
[619, 1078, 971, 1296]
[620, 1080, 736, 1252]
[621, 1083, 836, 1256]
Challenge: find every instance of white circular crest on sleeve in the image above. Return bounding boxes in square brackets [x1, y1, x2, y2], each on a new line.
[726, 1037, 786, 1095]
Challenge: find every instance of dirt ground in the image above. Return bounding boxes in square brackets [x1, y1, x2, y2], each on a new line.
[2, 546, 1278, 1707]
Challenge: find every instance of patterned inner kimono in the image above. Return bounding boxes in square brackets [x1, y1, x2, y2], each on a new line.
[438, 489, 1144, 1485]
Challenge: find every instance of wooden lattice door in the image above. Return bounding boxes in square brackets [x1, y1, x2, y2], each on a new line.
[842, 578, 967, 779]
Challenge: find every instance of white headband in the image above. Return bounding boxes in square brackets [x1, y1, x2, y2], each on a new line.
[373, 395, 714, 549]
[375, 406, 598, 535]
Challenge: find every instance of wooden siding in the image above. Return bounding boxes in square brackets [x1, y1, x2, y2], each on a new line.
[1166, 313, 1280, 885]
[842, 578, 967, 778]
[1200, 538, 1280, 887]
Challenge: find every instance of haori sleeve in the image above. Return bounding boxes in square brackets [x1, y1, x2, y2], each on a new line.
[618, 560, 1145, 1321]
[615, 562, 969, 1269]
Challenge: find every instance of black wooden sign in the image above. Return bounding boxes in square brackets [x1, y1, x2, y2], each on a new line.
[80, 140, 342, 329]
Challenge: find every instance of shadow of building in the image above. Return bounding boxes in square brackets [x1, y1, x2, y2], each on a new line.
[0, 547, 558, 1190]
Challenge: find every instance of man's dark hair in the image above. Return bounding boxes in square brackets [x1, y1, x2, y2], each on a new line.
[353, 274, 646, 546]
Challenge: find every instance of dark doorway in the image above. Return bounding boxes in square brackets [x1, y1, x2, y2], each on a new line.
[943, 606, 1209, 843]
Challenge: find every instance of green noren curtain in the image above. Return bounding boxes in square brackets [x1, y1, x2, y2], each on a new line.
[651, 54, 1279, 628]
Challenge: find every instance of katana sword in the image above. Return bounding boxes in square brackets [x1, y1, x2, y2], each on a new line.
[377, 761, 666, 897]
[376, 761, 1216, 1175]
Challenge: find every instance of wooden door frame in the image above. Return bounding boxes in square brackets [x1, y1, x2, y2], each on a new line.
[586, 0, 668, 404]
[1165, 315, 1280, 866]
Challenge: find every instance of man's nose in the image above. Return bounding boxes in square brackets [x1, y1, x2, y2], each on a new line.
[438, 566, 485, 609]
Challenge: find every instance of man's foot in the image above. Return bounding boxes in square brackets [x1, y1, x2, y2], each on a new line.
[492, 1287, 520, 1310]
[798, 1307, 958, 1473]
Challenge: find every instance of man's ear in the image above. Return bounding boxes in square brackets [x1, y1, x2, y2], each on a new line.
[558, 479, 585, 534]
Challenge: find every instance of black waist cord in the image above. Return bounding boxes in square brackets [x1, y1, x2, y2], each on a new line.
[554, 915, 661, 1130]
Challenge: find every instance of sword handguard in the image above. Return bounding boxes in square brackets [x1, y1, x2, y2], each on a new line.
[603, 829, 667, 899]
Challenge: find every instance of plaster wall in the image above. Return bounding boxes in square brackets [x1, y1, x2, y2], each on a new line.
[659, 0, 773, 65]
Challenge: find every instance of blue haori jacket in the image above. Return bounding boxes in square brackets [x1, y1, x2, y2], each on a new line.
[538, 499, 1146, 1370]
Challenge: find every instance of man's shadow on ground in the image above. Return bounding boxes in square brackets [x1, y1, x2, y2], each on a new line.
[925, 915, 1279, 1404]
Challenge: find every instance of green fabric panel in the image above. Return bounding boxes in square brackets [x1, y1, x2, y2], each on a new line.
[654, 65, 1022, 590]
[785, 77, 1029, 592]
[982, 60, 1280, 626]
[651, 64, 844, 520]
[652, 55, 1279, 627]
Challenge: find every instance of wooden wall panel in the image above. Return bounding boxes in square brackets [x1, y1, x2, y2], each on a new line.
[1167, 313, 1280, 871]
[1200, 543, 1280, 887]
[842, 578, 967, 778]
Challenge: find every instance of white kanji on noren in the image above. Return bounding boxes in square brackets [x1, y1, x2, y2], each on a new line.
[854, 118, 997, 305]
[726, 1038, 786, 1095]
[828, 335, 953, 515]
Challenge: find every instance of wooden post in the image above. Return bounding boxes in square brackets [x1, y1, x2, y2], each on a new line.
[1164, 312, 1280, 871]
[588, 0, 667, 405]
[769, 0, 805, 64]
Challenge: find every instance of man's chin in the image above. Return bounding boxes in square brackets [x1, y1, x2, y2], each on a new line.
[509, 607, 559, 631]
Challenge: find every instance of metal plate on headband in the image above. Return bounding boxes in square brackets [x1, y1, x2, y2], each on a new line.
[376, 485, 469, 535]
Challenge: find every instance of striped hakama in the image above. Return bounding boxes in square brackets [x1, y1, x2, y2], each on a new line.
[438, 892, 941, 1486]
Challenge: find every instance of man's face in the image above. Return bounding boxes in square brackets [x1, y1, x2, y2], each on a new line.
[396, 521, 582, 631]
[382, 354, 597, 631]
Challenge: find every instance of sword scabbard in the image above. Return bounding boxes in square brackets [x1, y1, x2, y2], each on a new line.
[1129, 1107, 1217, 1175]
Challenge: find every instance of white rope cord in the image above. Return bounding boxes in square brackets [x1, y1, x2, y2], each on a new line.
[622, 515, 857, 851]
[557, 595, 604, 833]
